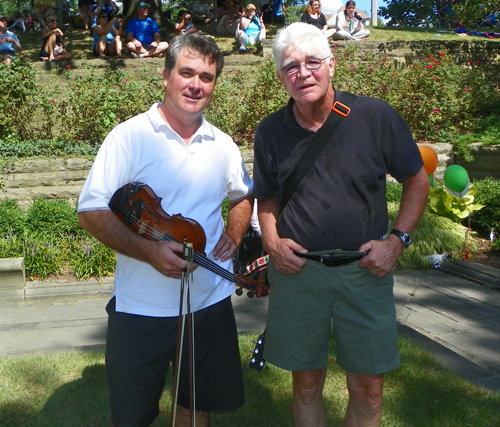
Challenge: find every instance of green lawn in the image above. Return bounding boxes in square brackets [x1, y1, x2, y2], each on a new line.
[1, 333, 499, 427]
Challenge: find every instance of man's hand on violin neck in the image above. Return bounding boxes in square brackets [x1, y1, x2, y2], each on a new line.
[146, 240, 189, 278]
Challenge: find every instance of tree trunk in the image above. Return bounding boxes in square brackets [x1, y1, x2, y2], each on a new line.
[123, 0, 173, 38]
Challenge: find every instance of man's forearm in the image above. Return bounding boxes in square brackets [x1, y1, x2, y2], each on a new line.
[225, 196, 253, 247]
[393, 167, 430, 234]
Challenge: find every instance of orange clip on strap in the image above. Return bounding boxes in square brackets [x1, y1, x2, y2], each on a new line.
[332, 101, 351, 117]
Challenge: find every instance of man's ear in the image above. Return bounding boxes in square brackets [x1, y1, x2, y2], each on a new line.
[162, 67, 171, 88]
[329, 57, 335, 78]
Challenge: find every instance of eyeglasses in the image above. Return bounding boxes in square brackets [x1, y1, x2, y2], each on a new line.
[101, 15, 108, 18]
[281, 57, 329, 76]
[49, 18, 58, 22]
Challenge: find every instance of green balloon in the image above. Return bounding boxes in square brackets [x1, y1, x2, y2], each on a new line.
[428, 174, 435, 186]
[443, 165, 469, 193]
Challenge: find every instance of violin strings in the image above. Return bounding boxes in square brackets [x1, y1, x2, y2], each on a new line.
[123, 214, 257, 292]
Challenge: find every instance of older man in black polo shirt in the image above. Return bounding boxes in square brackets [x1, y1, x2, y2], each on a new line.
[253, 22, 429, 427]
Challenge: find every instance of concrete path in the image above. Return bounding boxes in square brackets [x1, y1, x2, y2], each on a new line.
[1, 265, 500, 391]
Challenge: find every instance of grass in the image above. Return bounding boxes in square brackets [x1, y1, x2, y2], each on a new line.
[11, 21, 500, 63]
[1, 333, 499, 427]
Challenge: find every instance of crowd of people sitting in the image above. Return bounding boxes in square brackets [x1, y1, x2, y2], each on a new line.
[0, 0, 373, 64]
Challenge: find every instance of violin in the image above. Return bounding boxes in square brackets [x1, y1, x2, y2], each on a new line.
[108, 182, 269, 298]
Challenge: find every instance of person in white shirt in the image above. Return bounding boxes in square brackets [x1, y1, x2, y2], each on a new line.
[333, 0, 370, 41]
[78, 34, 253, 427]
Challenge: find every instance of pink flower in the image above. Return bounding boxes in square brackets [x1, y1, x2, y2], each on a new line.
[434, 109, 439, 113]
[429, 55, 434, 58]
[434, 61, 439, 65]
[66, 65, 70, 69]
[391, 73, 396, 76]
[50, 100, 54, 103]
[350, 65, 355, 70]
[477, 61, 480, 64]
[439, 53, 444, 56]
[433, 78, 437, 81]
[426, 65, 433, 69]
[418, 99, 422, 102]
[463, 88, 468, 91]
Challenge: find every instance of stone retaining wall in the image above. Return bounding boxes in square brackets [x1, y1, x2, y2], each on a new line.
[3, 144, 499, 210]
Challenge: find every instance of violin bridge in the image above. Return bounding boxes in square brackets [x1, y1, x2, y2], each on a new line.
[137, 220, 149, 235]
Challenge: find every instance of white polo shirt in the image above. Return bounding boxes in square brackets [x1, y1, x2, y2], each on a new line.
[78, 103, 253, 317]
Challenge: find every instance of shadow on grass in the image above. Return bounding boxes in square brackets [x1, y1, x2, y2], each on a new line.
[1, 334, 499, 427]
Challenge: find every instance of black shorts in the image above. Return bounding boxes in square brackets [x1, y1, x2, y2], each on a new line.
[78, 0, 95, 8]
[105, 296, 244, 427]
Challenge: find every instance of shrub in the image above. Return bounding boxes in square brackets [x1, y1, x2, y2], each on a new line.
[0, 199, 25, 238]
[26, 198, 82, 238]
[386, 181, 403, 203]
[59, 65, 163, 144]
[0, 233, 62, 279]
[471, 176, 500, 233]
[334, 51, 500, 142]
[389, 203, 476, 268]
[69, 235, 116, 280]
[0, 60, 40, 141]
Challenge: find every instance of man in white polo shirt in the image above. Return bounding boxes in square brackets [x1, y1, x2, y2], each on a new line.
[78, 34, 253, 427]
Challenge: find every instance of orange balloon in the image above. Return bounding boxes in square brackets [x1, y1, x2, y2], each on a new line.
[419, 145, 438, 175]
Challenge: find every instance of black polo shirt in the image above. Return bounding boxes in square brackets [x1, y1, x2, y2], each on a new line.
[253, 90, 423, 251]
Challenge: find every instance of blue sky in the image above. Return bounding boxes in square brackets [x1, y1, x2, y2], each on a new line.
[355, 0, 386, 18]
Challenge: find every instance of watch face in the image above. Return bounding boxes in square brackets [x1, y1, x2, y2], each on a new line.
[402, 234, 411, 245]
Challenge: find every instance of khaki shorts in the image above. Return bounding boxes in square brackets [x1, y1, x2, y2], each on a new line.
[264, 252, 401, 375]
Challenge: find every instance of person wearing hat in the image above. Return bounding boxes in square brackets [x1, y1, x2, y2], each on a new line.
[0, 14, 22, 64]
[126, 2, 169, 58]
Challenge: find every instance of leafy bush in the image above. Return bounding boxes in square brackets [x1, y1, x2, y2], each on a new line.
[389, 203, 477, 268]
[0, 60, 41, 141]
[386, 181, 403, 203]
[426, 183, 484, 223]
[0, 233, 62, 280]
[26, 198, 82, 238]
[471, 176, 500, 233]
[334, 51, 500, 142]
[69, 235, 116, 280]
[60, 65, 163, 144]
[0, 199, 25, 238]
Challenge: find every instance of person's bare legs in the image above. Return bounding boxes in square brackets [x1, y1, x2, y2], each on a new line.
[81, 4, 91, 30]
[344, 373, 384, 427]
[292, 368, 327, 427]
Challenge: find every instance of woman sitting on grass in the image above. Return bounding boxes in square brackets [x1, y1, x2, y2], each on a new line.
[39, 15, 72, 61]
[301, 0, 336, 38]
[92, 11, 123, 59]
[235, 3, 265, 53]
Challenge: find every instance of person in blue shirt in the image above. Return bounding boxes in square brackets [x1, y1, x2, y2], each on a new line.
[0, 14, 22, 64]
[272, 0, 286, 24]
[126, 2, 169, 58]
[91, 0, 119, 28]
[92, 11, 123, 59]
[235, 4, 265, 53]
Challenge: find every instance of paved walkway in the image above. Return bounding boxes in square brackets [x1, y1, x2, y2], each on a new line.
[1, 264, 500, 391]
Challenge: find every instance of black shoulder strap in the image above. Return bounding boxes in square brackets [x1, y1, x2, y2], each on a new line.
[279, 91, 357, 213]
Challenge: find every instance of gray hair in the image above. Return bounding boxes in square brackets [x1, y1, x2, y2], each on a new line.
[272, 22, 332, 73]
[165, 34, 224, 79]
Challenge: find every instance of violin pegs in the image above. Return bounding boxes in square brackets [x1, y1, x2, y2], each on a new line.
[235, 288, 243, 296]
[246, 290, 255, 298]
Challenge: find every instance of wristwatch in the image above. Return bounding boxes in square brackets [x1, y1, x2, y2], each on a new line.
[390, 229, 412, 248]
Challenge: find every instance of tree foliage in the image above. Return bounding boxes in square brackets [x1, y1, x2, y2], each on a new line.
[380, 0, 499, 28]
[379, 0, 438, 27]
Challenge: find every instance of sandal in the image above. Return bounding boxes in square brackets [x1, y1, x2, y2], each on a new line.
[99, 55, 109, 60]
